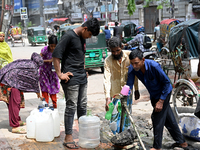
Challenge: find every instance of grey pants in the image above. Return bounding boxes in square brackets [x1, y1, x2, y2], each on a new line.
[61, 83, 87, 135]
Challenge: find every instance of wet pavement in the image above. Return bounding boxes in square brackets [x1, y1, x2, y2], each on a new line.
[0, 70, 200, 150]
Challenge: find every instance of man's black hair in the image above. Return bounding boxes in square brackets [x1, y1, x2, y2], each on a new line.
[82, 18, 100, 36]
[156, 21, 160, 26]
[48, 35, 58, 44]
[108, 37, 121, 49]
[129, 49, 143, 60]
[115, 21, 119, 26]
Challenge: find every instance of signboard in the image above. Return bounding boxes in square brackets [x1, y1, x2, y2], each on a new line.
[20, 7, 28, 20]
[93, 12, 101, 18]
[71, 13, 82, 19]
[20, 7, 27, 15]
[14, 0, 22, 13]
[21, 14, 28, 20]
[84, 14, 87, 22]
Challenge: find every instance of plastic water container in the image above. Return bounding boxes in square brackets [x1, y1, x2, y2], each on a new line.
[78, 115, 100, 148]
[26, 112, 37, 139]
[51, 108, 60, 137]
[57, 98, 66, 125]
[35, 108, 54, 142]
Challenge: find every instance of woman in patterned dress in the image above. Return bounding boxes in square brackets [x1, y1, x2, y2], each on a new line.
[0, 53, 43, 134]
[39, 35, 60, 108]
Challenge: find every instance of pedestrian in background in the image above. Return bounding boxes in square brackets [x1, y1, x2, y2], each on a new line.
[0, 53, 43, 134]
[153, 21, 163, 52]
[104, 37, 140, 134]
[127, 49, 188, 150]
[39, 35, 60, 108]
[114, 21, 122, 41]
[0, 32, 13, 68]
[104, 25, 111, 47]
[52, 18, 100, 149]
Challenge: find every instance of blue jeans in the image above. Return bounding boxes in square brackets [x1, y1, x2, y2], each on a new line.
[61, 83, 87, 135]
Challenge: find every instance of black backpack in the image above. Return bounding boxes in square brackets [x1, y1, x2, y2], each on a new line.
[143, 34, 152, 49]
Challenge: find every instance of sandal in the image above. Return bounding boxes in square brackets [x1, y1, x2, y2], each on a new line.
[63, 141, 79, 149]
[12, 127, 26, 134]
[170, 142, 188, 150]
[19, 121, 26, 126]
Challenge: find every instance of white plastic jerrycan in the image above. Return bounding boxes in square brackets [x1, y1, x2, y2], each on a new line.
[78, 115, 100, 148]
[57, 98, 66, 125]
[26, 110, 38, 139]
[35, 108, 54, 142]
[50, 107, 61, 137]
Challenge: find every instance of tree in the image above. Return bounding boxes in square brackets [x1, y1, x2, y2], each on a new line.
[127, 0, 170, 16]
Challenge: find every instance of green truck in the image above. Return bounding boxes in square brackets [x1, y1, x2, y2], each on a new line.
[60, 24, 108, 73]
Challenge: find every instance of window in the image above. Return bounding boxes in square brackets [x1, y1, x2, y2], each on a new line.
[86, 36, 98, 44]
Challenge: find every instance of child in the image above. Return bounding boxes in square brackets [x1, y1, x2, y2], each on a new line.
[39, 35, 60, 108]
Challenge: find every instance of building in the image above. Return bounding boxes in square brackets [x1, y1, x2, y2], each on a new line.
[1, 0, 200, 33]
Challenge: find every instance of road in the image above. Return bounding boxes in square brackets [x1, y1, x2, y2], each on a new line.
[0, 39, 199, 149]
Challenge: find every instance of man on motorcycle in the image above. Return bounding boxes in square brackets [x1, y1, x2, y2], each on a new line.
[124, 26, 149, 52]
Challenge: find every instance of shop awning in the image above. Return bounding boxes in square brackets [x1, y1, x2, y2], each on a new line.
[53, 18, 68, 22]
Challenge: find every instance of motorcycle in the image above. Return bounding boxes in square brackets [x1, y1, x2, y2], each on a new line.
[124, 42, 158, 60]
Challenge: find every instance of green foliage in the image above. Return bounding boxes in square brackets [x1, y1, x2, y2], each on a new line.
[27, 21, 32, 27]
[15, 22, 23, 30]
[144, 0, 170, 9]
[127, 0, 136, 16]
[127, 0, 170, 16]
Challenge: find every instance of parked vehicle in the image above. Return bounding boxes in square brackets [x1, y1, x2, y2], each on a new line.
[27, 27, 48, 46]
[9, 26, 25, 47]
[120, 21, 137, 43]
[158, 19, 200, 122]
[60, 24, 108, 73]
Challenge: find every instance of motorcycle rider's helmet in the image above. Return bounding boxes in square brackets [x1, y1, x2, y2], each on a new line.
[135, 25, 145, 34]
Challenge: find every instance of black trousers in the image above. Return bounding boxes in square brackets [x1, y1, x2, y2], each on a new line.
[151, 92, 185, 149]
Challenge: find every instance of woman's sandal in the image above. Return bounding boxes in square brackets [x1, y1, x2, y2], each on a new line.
[12, 127, 26, 134]
[19, 121, 26, 126]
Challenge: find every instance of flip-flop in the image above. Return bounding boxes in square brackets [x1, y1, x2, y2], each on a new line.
[12, 127, 26, 134]
[19, 121, 26, 126]
[170, 143, 189, 150]
[63, 141, 79, 149]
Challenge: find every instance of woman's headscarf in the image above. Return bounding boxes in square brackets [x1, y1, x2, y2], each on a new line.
[0, 52, 44, 93]
[0, 32, 13, 63]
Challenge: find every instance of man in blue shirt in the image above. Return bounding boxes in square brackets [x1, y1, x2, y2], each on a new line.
[104, 26, 111, 47]
[126, 49, 188, 150]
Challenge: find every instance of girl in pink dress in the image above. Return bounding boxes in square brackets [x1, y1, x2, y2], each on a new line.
[39, 35, 60, 108]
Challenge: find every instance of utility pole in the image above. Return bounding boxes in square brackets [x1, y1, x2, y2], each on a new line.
[0, 0, 5, 31]
[105, 0, 108, 25]
[170, 0, 175, 18]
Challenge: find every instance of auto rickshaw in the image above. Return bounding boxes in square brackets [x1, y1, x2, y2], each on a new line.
[27, 27, 47, 46]
[9, 26, 25, 47]
[120, 22, 136, 43]
[59, 24, 108, 73]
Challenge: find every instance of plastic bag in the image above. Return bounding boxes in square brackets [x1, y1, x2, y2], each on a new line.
[179, 116, 200, 141]
[110, 96, 132, 134]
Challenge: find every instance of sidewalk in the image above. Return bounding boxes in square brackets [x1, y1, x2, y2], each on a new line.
[1, 71, 200, 149]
